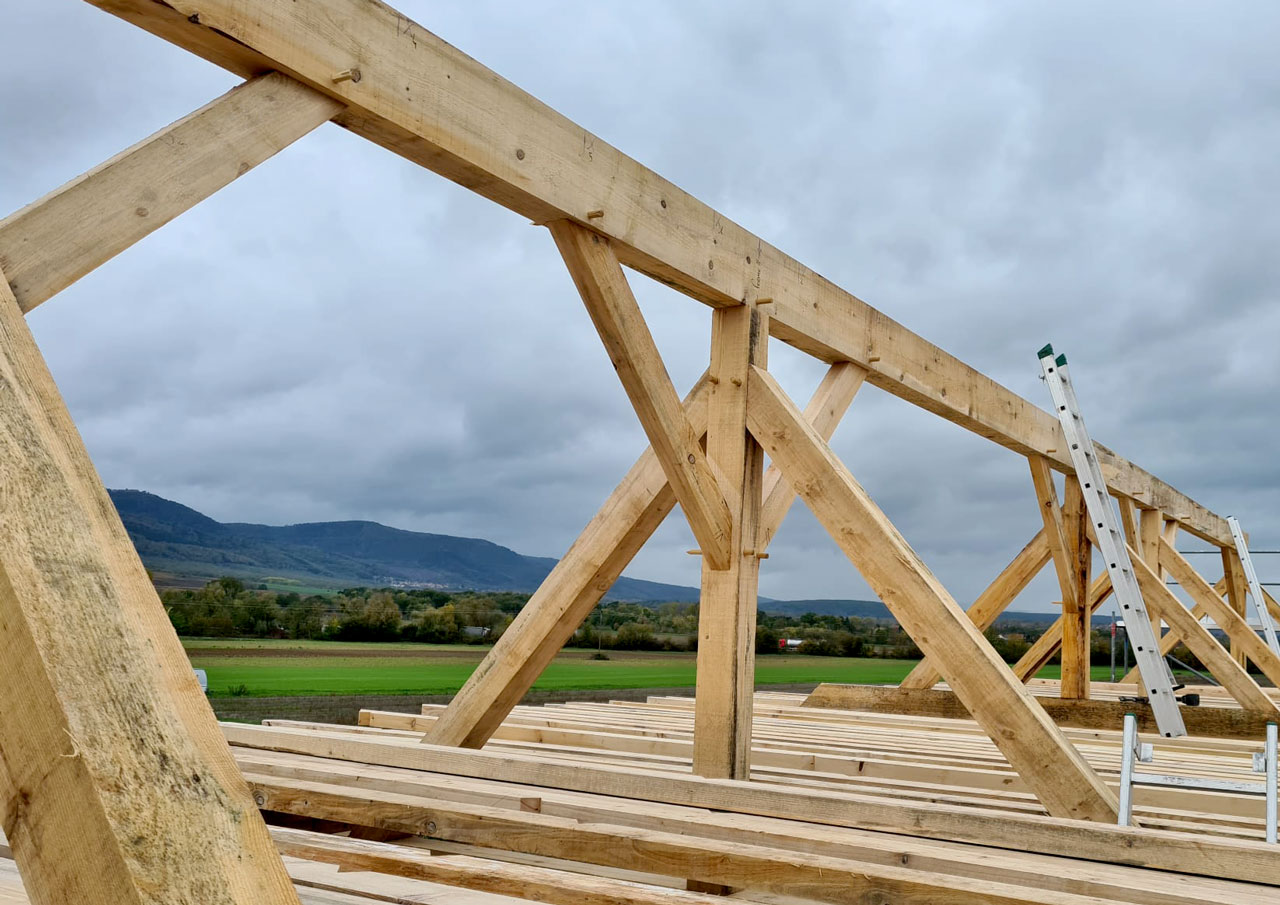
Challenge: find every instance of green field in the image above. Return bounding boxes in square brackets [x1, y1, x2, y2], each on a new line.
[184, 639, 1112, 697]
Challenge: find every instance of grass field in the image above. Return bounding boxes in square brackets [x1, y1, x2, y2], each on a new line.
[184, 638, 1113, 697]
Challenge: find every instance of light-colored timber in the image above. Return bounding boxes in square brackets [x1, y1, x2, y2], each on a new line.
[900, 529, 1051, 690]
[0, 272, 298, 905]
[743, 365, 1121, 822]
[804, 684, 1280, 740]
[0, 1, 1272, 900]
[423, 363, 860, 750]
[82, 0, 1230, 547]
[0, 73, 341, 313]
[550, 220, 733, 571]
[691, 303, 767, 778]
[206, 693, 1280, 905]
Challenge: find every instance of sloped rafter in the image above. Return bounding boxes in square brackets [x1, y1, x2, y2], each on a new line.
[1151, 540, 1280, 689]
[1122, 574, 1229, 682]
[744, 365, 1120, 822]
[1127, 548, 1279, 715]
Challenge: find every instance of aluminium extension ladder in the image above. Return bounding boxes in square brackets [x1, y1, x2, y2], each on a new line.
[1117, 713, 1278, 842]
[1228, 515, 1280, 656]
[1038, 345, 1186, 738]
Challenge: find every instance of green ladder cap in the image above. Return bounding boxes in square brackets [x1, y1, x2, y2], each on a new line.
[1055, 353, 1067, 367]
[1037, 343, 1054, 359]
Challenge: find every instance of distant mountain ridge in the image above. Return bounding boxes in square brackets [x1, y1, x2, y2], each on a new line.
[109, 489, 700, 602]
[109, 490, 1070, 622]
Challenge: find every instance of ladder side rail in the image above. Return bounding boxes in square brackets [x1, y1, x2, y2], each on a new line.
[1229, 516, 1280, 655]
[1118, 713, 1139, 827]
[1268, 722, 1278, 844]
[1040, 349, 1185, 737]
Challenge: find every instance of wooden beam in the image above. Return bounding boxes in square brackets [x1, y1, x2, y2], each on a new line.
[424, 376, 709, 748]
[0, 272, 298, 905]
[1060, 475, 1092, 699]
[758, 362, 867, 548]
[1027, 458, 1092, 697]
[426, 364, 861, 749]
[550, 220, 733, 570]
[1222, 547, 1250, 668]
[1011, 571, 1113, 681]
[271, 826, 732, 905]
[692, 304, 766, 778]
[224, 723, 1280, 886]
[82, 0, 1232, 547]
[0, 73, 340, 312]
[1159, 538, 1280, 689]
[743, 365, 1120, 822]
[1118, 496, 1139, 547]
[1128, 546, 1279, 716]
[900, 530, 1051, 689]
[805, 683, 1280, 740]
[251, 776, 1076, 905]
[1120, 572, 1228, 684]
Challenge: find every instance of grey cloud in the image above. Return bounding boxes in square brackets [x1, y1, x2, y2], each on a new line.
[2, 1, 1278, 608]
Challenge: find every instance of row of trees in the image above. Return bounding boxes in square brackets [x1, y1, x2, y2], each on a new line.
[162, 577, 1215, 670]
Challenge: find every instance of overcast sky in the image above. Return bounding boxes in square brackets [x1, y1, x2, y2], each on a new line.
[2, 2, 1278, 610]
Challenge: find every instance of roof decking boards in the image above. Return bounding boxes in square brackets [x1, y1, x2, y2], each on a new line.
[0, 1, 1274, 901]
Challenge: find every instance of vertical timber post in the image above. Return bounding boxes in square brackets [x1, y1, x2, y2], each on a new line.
[1061, 476, 1091, 699]
[1223, 546, 1250, 669]
[1138, 508, 1166, 658]
[692, 303, 766, 779]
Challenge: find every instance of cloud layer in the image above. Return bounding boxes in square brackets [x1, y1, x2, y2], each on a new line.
[3, 2, 1277, 609]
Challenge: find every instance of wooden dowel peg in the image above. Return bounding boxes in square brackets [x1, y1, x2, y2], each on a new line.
[587, 209, 604, 219]
[332, 68, 361, 83]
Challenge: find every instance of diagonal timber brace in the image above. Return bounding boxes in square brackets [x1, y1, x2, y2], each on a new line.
[899, 529, 1051, 690]
[0, 72, 341, 312]
[1142, 540, 1280, 690]
[1011, 570, 1113, 681]
[426, 361, 866, 749]
[1128, 548, 1279, 715]
[744, 365, 1120, 822]
[550, 221, 734, 570]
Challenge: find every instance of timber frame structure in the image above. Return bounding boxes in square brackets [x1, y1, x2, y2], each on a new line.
[1, 2, 1277, 902]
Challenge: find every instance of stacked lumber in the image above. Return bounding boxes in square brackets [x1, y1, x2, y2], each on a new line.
[190, 692, 1280, 904]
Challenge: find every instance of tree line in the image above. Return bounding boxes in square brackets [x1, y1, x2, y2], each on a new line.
[162, 577, 1222, 670]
